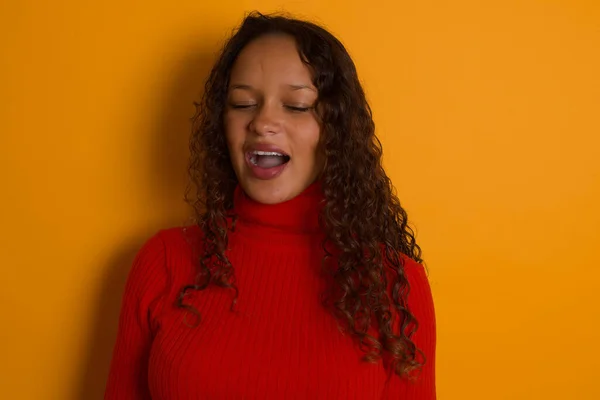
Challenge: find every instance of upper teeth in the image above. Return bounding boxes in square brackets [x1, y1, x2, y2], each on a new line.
[252, 151, 284, 156]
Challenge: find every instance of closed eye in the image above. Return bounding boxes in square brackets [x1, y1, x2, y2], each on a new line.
[230, 104, 257, 109]
[284, 105, 311, 112]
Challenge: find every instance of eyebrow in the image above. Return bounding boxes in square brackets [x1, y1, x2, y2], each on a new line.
[287, 84, 317, 92]
[228, 83, 316, 92]
[229, 84, 253, 91]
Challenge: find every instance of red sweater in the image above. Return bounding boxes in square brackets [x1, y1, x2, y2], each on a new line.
[105, 183, 436, 399]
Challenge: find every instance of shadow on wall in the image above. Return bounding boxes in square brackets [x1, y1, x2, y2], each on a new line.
[75, 43, 217, 399]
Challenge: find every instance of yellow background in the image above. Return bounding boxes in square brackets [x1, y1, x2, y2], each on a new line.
[1, 0, 599, 399]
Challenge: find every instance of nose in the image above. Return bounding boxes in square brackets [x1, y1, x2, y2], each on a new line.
[248, 103, 281, 136]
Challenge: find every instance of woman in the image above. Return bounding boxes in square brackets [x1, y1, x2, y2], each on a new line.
[105, 11, 436, 399]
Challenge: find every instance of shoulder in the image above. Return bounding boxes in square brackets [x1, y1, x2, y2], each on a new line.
[382, 249, 430, 291]
[130, 227, 191, 265]
[400, 255, 430, 292]
[399, 255, 436, 329]
[155, 225, 202, 250]
[383, 252, 435, 319]
[137, 225, 203, 262]
[126, 225, 202, 298]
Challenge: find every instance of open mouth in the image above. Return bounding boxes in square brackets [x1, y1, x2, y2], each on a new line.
[248, 151, 291, 169]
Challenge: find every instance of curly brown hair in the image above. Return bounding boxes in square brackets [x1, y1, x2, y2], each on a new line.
[179, 11, 425, 378]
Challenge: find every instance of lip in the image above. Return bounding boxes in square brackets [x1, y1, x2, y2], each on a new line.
[244, 143, 289, 156]
[244, 143, 290, 180]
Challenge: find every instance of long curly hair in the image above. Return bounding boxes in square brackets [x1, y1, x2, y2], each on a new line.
[180, 11, 425, 378]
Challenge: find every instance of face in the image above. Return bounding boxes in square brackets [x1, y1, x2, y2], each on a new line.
[224, 34, 324, 205]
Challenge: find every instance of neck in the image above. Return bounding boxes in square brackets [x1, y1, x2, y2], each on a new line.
[232, 182, 324, 243]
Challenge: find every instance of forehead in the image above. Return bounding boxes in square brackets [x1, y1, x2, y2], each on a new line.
[229, 34, 313, 85]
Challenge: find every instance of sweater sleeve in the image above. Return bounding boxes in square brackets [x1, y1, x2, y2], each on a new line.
[104, 232, 169, 400]
[384, 259, 437, 399]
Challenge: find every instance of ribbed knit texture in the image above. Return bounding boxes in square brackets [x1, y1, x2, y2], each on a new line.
[105, 183, 436, 399]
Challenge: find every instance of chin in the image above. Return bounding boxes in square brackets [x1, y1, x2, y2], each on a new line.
[241, 179, 300, 205]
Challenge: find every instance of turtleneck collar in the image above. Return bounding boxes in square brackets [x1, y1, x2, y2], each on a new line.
[232, 181, 324, 236]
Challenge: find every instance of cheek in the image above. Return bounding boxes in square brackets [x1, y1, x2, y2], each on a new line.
[306, 121, 322, 156]
[224, 114, 246, 155]
[306, 121, 325, 172]
[293, 119, 321, 161]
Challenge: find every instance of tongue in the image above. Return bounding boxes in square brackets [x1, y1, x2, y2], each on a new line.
[256, 155, 286, 168]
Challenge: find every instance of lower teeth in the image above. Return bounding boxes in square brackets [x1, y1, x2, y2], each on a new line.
[249, 154, 290, 168]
